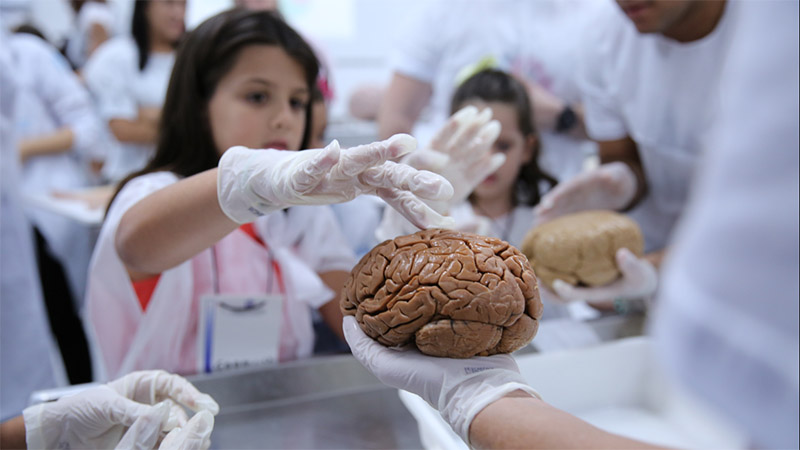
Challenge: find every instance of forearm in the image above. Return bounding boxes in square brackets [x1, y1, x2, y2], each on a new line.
[377, 74, 431, 140]
[598, 138, 647, 209]
[18, 128, 74, 163]
[115, 168, 239, 280]
[0, 415, 26, 449]
[319, 270, 349, 341]
[109, 118, 158, 144]
[470, 392, 663, 450]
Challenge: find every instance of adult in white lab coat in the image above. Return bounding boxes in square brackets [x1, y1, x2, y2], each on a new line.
[83, 0, 185, 182]
[533, 0, 738, 304]
[377, 0, 601, 183]
[344, 4, 799, 448]
[0, 33, 65, 422]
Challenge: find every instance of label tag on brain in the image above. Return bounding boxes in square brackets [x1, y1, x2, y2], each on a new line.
[196, 294, 284, 373]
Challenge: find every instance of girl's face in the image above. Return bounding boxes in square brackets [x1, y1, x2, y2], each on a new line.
[147, 0, 186, 45]
[208, 45, 310, 155]
[468, 101, 535, 202]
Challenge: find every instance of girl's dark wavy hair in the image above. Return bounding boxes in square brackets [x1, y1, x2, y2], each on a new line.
[450, 69, 557, 207]
[109, 9, 319, 212]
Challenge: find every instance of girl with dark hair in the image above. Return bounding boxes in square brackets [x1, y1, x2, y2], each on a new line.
[85, 9, 451, 378]
[83, 0, 185, 182]
[450, 69, 557, 247]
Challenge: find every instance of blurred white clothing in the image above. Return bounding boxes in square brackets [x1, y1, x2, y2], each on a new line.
[577, 1, 738, 251]
[653, 2, 799, 448]
[391, 0, 600, 181]
[86, 172, 356, 378]
[65, 1, 115, 69]
[330, 196, 384, 258]
[83, 36, 174, 182]
[0, 35, 64, 421]
[10, 33, 104, 301]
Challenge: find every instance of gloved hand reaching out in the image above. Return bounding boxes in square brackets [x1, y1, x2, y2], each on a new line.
[343, 316, 539, 445]
[402, 106, 504, 208]
[375, 107, 503, 241]
[533, 162, 638, 225]
[217, 134, 455, 230]
[550, 248, 658, 302]
[23, 370, 219, 450]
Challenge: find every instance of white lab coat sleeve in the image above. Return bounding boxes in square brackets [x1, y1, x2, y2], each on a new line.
[83, 38, 139, 122]
[22, 36, 104, 162]
[294, 206, 357, 275]
[389, 2, 449, 83]
[575, 14, 629, 142]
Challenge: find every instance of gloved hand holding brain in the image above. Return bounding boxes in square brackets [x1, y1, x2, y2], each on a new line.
[341, 229, 543, 358]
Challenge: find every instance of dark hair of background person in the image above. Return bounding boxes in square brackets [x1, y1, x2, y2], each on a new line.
[451, 69, 557, 207]
[70, 0, 106, 13]
[109, 9, 320, 213]
[131, 0, 181, 71]
[12, 23, 48, 41]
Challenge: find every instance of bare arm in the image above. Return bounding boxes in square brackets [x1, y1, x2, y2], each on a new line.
[598, 137, 647, 209]
[86, 23, 110, 60]
[318, 270, 349, 341]
[0, 415, 26, 449]
[108, 107, 161, 145]
[17, 128, 74, 163]
[115, 168, 239, 281]
[470, 392, 665, 450]
[377, 73, 432, 140]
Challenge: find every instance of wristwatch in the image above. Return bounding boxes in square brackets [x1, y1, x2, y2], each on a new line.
[556, 105, 578, 133]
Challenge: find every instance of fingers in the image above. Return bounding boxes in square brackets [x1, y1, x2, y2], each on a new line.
[446, 109, 493, 159]
[616, 248, 659, 295]
[158, 410, 215, 450]
[430, 106, 479, 151]
[361, 161, 454, 201]
[377, 187, 456, 230]
[402, 148, 450, 172]
[337, 134, 417, 177]
[147, 372, 220, 415]
[291, 141, 341, 194]
[164, 399, 189, 431]
[114, 401, 170, 450]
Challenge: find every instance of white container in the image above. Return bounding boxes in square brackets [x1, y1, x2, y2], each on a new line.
[399, 337, 746, 449]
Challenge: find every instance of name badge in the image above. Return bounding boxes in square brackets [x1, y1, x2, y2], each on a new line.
[197, 294, 284, 373]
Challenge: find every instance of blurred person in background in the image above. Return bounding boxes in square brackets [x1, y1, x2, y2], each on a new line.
[377, 0, 601, 184]
[83, 0, 185, 183]
[533, 0, 735, 309]
[0, 29, 66, 423]
[6, 28, 106, 384]
[64, 0, 116, 71]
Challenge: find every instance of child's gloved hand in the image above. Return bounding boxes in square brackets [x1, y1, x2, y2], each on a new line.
[402, 106, 504, 209]
[533, 162, 637, 225]
[217, 134, 455, 230]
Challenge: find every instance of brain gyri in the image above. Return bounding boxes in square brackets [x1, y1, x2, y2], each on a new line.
[341, 229, 543, 358]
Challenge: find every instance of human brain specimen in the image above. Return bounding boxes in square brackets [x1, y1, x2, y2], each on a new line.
[521, 210, 644, 290]
[341, 229, 543, 358]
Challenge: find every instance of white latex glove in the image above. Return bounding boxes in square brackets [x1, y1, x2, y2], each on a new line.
[374, 107, 503, 241]
[551, 248, 658, 302]
[23, 370, 219, 450]
[217, 134, 455, 230]
[533, 162, 637, 225]
[158, 410, 214, 450]
[343, 316, 540, 445]
[403, 106, 504, 207]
